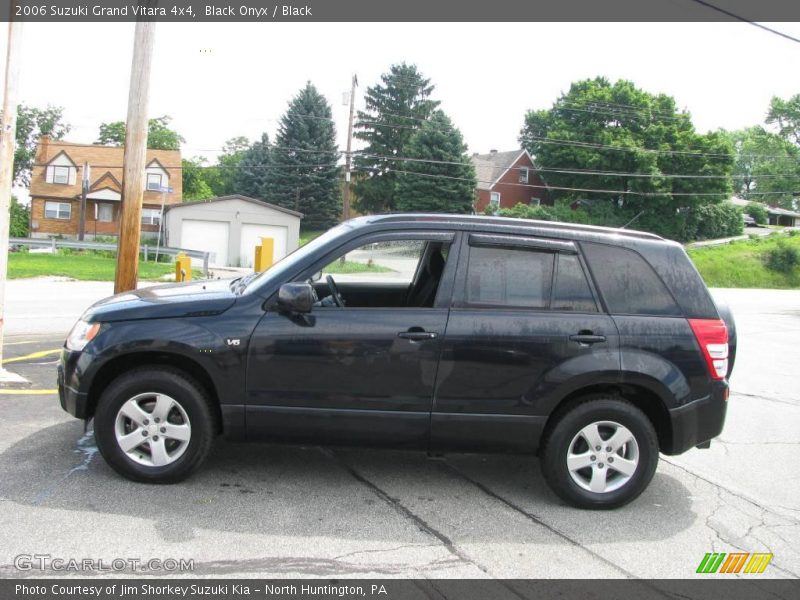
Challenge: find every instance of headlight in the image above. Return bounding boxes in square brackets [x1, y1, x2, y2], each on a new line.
[65, 320, 101, 351]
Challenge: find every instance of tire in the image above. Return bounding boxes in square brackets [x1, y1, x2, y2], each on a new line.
[541, 395, 659, 509]
[94, 367, 216, 483]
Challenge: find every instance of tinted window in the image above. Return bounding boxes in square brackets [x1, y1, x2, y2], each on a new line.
[552, 254, 597, 312]
[582, 242, 681, 316]
[466, 245, 554, 308]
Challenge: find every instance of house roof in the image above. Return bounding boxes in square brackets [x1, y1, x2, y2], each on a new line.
[164, 194, 304, 218]
[729, 197, 800, 218]
[30, 138, 182, 201]
[471, 150, 532, 191]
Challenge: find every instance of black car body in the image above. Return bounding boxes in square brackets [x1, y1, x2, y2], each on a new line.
[58, 215, 734, 508]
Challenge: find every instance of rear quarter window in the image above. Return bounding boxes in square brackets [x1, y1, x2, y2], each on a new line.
[581, 242, 681, 316]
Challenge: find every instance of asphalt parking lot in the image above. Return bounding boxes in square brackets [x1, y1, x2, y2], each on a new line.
[0, 282, 798, 579]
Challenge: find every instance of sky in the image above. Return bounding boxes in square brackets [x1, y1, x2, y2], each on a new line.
[3, 21, 800, 203]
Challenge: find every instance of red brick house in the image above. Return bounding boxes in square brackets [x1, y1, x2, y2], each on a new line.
[471, 149, 549, 213]
[28, 137, 182, 239]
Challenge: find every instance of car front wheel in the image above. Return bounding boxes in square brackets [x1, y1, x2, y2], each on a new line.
[94, 367, 216, 483]
[541, 396, 659, 509]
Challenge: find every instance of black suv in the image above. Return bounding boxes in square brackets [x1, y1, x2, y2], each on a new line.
[58, 215, 735, 509]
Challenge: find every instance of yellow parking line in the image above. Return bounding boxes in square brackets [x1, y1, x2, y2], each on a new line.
[3, 340, 39, 346]
[0, 389, 58, 395]
[2, 349, 61, 364]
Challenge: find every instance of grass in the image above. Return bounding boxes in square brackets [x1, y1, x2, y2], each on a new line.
[299, 230, 325, 246]
[688, 234, 800, 288]
[8, 251, 196, 281]
[322, 261, 392, 274]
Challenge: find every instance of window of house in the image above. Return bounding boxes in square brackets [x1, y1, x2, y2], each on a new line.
[141, 208, 161, 226]
[97, 204, 114, 223]
[146, 173, 163, 192]
[489, 192, 501, 207]
[530, 197, 541, 206]
[44, 201, 71, 220]
[519, 167, 529, 184]
[53, 166, 71, 185]
[552, 254, 597, 312]
[465, 245, 554, 309]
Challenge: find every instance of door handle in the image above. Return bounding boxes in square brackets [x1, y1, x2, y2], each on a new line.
[569, 333, 606, 345]
[398, 329, 438, 341]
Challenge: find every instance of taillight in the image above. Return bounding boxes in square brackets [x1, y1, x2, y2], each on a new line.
[688, 319, 729, 380]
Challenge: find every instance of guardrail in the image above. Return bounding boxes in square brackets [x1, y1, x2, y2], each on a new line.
[9, 237, 212, 277]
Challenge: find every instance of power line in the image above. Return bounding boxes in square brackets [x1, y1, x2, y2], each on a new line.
[688, 0, 800, 45]
[355, 152, 800, 179]
[355, 167, 798, 197]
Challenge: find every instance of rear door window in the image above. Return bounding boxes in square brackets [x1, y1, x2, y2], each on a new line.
[552, 254, 597, 313]
[581, 242, 681, 316]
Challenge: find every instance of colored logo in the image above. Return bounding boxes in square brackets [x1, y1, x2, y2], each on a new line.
[696, 552, 773, 574]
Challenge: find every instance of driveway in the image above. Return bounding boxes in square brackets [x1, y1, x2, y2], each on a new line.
[0, 281, 798, 579]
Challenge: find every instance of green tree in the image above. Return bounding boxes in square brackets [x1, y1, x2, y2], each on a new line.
[727, 126, 800, 209]
[206, 136, 250, 197]
[264, 83, 340, 228]
[353, 63, 440, 213]
[767, 94, 800, 146]
[14, 104, 70, 186]
[235, 133, 271, 199]
[519, 77, 733, 240]
[96, 115, 185, 150]
[181, 157, 214, 201]
[9, 196, 29, 237]
[395, 111, 476, 213]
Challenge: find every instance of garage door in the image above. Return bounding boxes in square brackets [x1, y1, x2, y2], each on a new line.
[180, 219, 229, 266]
[239, 223, 288, 268]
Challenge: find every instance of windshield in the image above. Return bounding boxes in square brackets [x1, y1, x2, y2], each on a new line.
[239, 223, 353, 295]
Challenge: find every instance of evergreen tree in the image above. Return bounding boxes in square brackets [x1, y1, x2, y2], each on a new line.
[236, 133, 271, 199]
[265, 82, 341, 228]
[395, 111, 476, 213]
[353, 64, 440, 213]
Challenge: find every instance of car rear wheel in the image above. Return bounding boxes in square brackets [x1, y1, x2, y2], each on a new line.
[94, 367, 216, 483]
[541, 396, 658, 509]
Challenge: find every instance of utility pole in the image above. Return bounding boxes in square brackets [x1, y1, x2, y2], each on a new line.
[78, 161, 89, 240]
[0, 19, 23, 376]
[342, 74, 357, 222]
[114, 21, 156, 294]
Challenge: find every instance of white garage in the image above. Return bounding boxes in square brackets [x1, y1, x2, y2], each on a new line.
[164, 195, 303, 268]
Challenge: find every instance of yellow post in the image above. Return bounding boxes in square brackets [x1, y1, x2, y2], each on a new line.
[254, 237, 274, 272]
[175, 253, 192, 282]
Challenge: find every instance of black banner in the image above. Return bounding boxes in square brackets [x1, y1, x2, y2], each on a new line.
[3, 579, 800, 600]
[2, 0, 800, 22]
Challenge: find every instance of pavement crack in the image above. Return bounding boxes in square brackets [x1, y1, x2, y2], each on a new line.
[332, 543, 437, 561]
[317, 448, 495, 577]
[440, 461, 641, 580]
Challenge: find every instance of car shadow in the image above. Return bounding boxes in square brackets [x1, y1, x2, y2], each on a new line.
[0, 420, 696, 545]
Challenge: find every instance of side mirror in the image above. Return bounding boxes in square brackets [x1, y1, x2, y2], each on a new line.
[277, 282, 314, 314]
[310, 271, 322, 282]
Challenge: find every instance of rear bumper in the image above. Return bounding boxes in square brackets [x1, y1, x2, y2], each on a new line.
[664, 380, 728, 455]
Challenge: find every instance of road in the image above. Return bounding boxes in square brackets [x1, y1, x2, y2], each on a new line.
[0, 281, 798, 579]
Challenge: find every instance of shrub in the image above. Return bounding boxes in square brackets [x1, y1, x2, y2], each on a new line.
[682, 203, 743, 242]
[764, 240, 800, 273]
[746, 202, 769, 225]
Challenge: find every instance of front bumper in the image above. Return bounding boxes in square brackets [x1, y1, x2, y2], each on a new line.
[664, 380, 728, 455]
[57, 348, 90, 419]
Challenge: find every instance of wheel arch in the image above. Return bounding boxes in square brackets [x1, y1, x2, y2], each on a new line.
[86, 351, 223, 433]
[541, 382, 672, 453]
